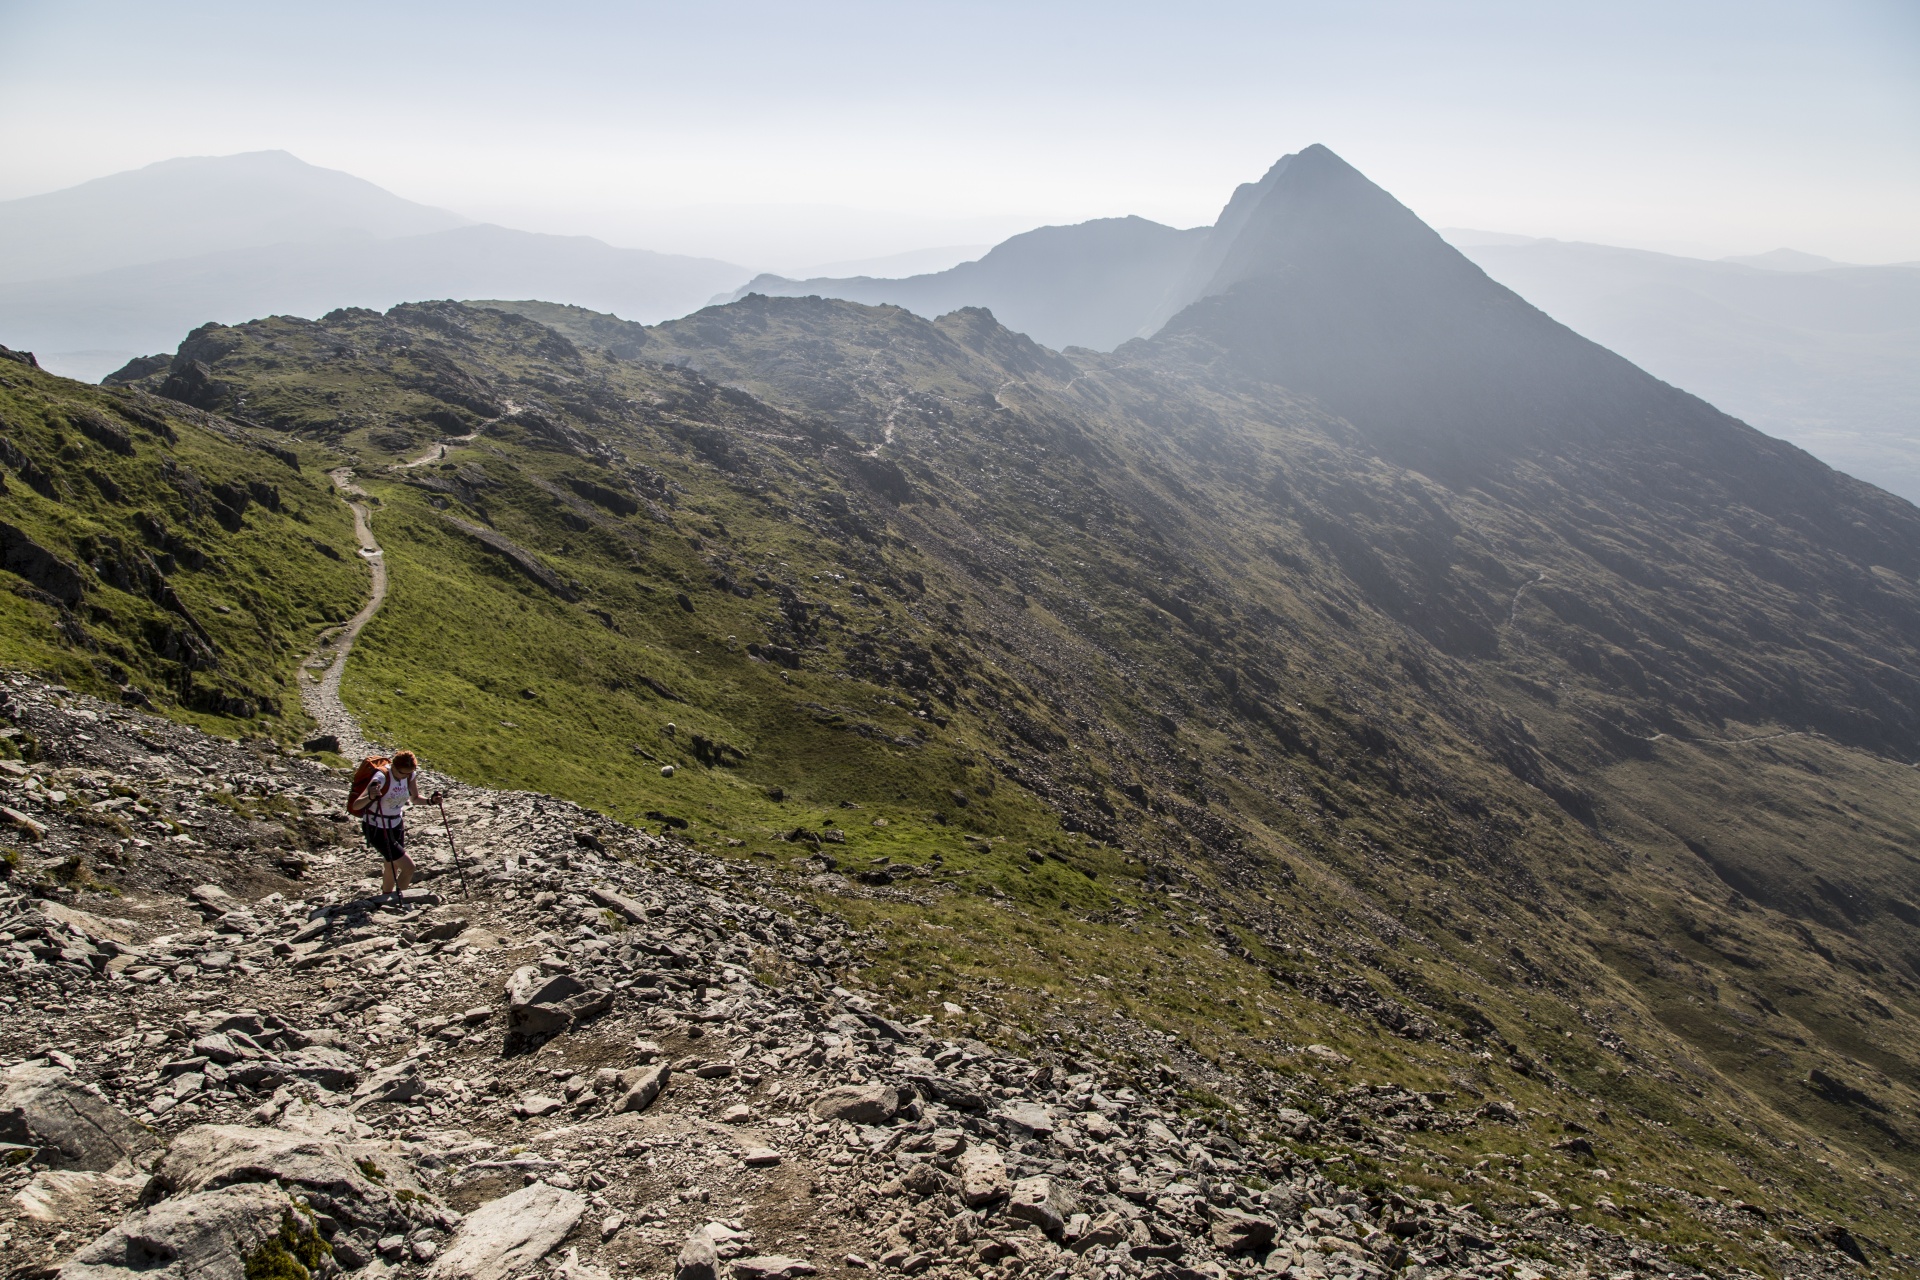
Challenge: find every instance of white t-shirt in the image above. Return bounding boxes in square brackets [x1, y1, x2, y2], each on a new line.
[363, 770, 413, 827]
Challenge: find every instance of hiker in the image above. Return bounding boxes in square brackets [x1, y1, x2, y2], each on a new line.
[347, 750, 444, 899]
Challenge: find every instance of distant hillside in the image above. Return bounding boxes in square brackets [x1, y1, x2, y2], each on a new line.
[728, 215, 1206, 351]
[0, 151, 469, 284]
[0, 152, 754, 383]
[0, 224, 751, 384]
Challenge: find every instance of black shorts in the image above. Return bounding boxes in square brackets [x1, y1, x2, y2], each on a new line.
[363, 821, 407, 863]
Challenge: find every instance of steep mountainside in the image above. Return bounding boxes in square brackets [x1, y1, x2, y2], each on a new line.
[0, 346, 365, 726]
[728, 151, 1920, 510]
[1451, 237, 1920, 504]
[3, 146, 1919, 1272]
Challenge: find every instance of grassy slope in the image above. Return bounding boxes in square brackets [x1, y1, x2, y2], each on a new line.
[0, 356, 364, 730]
[44, 298, 1920, 1269]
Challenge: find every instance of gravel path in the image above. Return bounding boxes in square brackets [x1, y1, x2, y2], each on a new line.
[298, 468, 387, 759]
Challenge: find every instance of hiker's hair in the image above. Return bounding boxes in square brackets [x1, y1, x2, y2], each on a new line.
[392, 751, 418, 771]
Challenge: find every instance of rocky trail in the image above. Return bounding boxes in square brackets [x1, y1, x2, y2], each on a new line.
[297, 469, 386, 763]
[0, 675, 1863, 1280]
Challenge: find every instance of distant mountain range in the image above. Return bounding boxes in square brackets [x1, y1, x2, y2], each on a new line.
[0, 152, 750, 382]
[2, 148, 1914, 503]
[733, 191, 1920, 504]
[0, 150, 471, 284]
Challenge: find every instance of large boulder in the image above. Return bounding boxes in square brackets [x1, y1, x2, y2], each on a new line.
[57, 1184, 321, 1280]
[808, 1082, 897, 1125]
[1208, 1206, 1278, 1253]
[431, 1180, 585, 1280]
[0, 1065, 153, 1171]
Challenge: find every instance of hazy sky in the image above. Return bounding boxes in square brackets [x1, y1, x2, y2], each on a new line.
[3, 0, 1917, 264]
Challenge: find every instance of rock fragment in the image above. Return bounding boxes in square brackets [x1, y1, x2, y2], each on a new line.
[675, 1224, 722, 1280]
[1007, 1175, 1074, 1238]
[614, 1063, 669, 1114]
[1208, 1206, 1277, 1253]
[732, 1258, 817, 1280]
[957, 1144, 1008, 1206]
[809, 1082, 897, 1125]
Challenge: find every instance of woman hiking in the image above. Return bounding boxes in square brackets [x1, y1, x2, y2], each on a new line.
[346, 750, 444, 899]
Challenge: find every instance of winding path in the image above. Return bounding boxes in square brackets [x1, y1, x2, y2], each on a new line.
[298, 468, 387, 760]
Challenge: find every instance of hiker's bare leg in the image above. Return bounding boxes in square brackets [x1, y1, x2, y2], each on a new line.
[395, 854, 414, 892]
[382, 858, 398, 895]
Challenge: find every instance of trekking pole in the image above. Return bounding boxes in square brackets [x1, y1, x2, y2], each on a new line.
[435, 795, 472, 901]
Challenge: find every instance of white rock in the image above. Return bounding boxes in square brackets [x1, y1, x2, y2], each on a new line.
[431, 1180, 585, 1280]
[12, 1169, 139, 1223]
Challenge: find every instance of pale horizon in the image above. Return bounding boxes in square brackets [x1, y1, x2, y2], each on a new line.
[3, 0, 1916, 268]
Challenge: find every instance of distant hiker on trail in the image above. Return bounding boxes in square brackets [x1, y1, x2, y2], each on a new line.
[346, 750, 444, 899]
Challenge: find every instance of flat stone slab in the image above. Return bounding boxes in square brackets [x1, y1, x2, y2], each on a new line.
[431, 1179, 586, 1280]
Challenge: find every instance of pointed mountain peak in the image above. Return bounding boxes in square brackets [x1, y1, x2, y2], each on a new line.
[1196, 144, 1459, 302]
[1144, 146, 1702, 479]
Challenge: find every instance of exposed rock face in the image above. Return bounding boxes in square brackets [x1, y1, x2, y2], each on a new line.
[0, 1065, 153, 1170]
[146, 1122, 428, 1263]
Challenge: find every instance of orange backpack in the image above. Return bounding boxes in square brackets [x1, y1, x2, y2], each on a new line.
[347, 756, 392, 817]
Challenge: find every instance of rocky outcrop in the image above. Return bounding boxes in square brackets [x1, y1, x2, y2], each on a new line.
[56, 1183, 312, 1280]
[439, 517, 579, 601]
